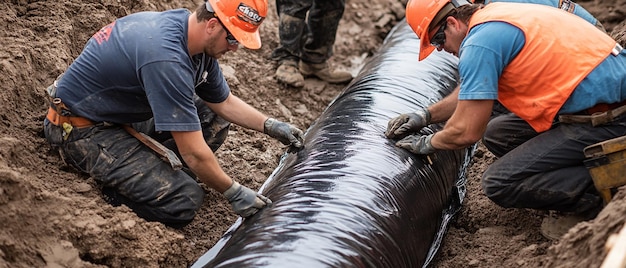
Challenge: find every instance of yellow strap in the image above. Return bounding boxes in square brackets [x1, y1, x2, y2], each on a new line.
[62, 122, 73, 140]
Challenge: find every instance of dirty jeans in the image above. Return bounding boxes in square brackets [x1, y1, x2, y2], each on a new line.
[481, 112, 626, 215]
[43, 96, 230, 228]
[270, 0, 345, 64]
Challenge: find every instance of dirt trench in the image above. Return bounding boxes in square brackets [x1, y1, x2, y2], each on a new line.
[1, 0, 625, 267]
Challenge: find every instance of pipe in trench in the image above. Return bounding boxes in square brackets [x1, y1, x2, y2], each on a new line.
[192, 20, 473, 268]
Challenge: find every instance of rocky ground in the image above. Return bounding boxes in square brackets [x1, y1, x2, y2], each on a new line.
[0, 0, 625, 267]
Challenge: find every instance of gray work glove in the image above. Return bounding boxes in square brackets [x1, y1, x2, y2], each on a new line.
[385, 109, 431, 139]
[264, 118, 304, 148]
[395, 133, 436, 155]
[223, 181, 272, 218]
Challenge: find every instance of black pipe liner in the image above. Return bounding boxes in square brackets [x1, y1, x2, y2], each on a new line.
[192, 20, 474, 268]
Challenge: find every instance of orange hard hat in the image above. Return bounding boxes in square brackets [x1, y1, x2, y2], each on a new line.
[207, 0, 267, 49]
[406, 0, 470, 61]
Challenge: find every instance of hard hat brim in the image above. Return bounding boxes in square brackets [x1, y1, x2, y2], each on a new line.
[208, 0, 264, 49]
[233, 28, 262, 49]
[221, 16, 262, 49]
[419, 33, 436, 61]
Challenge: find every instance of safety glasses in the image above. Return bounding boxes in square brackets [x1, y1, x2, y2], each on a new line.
[430, 22, 447, 49]
[216, 17, 239, 46]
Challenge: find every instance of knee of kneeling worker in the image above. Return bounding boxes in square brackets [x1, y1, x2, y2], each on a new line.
[482, 128, 507, 158]
[481, 174, 516, 208]
[156, 185, 205, 228]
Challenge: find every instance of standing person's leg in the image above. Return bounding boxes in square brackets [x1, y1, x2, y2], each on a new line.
[44, 120, 205, 228]
[298, 0, 352, 83]
[271, 0, 312, 88]
[300, 0, 344, 64]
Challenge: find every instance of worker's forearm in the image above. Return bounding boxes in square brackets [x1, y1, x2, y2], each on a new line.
[223, 101, 267, 132]
[431, 128, 477, 150]
[427, 86, 459, 123]
[430, 98, 492, 150]
[185, 151, 233, 193]
[209, 94, 267, 132]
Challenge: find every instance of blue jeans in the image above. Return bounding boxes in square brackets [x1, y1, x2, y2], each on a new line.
[481, 112, 626, 214]
[44, 96, 230, 228]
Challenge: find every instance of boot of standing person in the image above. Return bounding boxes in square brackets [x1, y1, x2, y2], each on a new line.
[299, 61, 352, 84]
[276, 59, 305, 88]
[272, 0, 352, 88]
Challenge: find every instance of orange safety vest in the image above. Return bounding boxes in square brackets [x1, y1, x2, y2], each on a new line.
[468, 2, 616, 132]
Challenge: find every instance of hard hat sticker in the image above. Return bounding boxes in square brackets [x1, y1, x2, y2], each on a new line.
[237, 3, 264, 26]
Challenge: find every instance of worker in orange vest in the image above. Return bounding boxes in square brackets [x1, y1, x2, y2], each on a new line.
[386, 0, 626, 240]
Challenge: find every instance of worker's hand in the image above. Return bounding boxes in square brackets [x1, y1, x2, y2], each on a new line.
[264, 118, 304, 148]
[385, 109, 431, 139]
[395, 133, 436, 155]
[223, 181, 272, 218]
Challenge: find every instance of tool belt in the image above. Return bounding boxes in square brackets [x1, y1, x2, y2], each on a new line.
[45, 73, 95, 129]
[558, 99, 626, 126]
[46, 101, 182, 169]
[46, 99, 97, 141]
[44, 75, 182, 170]
[46, 101, 95, 128]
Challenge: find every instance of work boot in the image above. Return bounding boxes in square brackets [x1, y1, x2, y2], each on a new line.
[299, 61, 353, 84]
[540, 210, 597, 240]
[275, 60, 304, 88]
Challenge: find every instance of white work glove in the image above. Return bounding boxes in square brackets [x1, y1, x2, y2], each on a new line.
[395, 133, 436, 155]
[264, 118, 304, 148]
[223, 181, 272, 218]
[385, 109, 431, 139]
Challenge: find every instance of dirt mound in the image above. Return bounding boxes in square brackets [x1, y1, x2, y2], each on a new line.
[0, 0, 624, 267]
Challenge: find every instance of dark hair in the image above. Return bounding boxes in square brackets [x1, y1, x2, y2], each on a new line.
[195, 2, 218, 22]
[449, 4, 484, 25]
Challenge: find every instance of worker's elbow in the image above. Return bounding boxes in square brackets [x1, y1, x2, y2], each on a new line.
[179, 151, 200, 169]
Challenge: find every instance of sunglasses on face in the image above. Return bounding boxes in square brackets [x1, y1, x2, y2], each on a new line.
[430, 22, 447, 49]
[215, 17, 239, 46]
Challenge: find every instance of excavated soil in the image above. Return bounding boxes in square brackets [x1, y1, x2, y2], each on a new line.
[1, 0, 625, 267]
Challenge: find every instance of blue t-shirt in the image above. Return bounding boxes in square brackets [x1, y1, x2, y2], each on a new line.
[484, 0, 598, 25]
[56, 9, 230, 132]
[458, 22, 626, 114]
